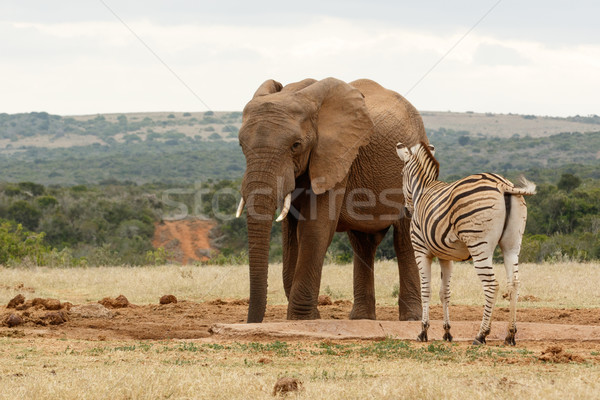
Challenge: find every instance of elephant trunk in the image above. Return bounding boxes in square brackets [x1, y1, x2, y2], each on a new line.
[243, 173, 278, 323]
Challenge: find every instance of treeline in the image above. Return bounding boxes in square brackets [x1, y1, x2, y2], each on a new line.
[1, 172, 599, 267]
[211, 173, 600, 264]
[0, 181, 163, 266]
[430, 129, 600, 182]
[0, 111, 241, 141]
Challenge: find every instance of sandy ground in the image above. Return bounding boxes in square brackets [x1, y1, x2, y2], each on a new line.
[2, 297, 599, 346]
[152, 219, 216, 264]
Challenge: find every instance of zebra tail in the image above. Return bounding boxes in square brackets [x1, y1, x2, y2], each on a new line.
[503, 176, 537, 196]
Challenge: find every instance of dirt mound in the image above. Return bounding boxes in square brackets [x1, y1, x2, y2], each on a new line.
[539, 345, 585, 363]
[152, 218, 216, 264]
[160, 295, 178, 305]
[99, 295, 130, 308]
[273, 377, 303, 396]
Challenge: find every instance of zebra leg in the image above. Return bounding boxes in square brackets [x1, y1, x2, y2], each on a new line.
[473, 255, 499, 345]
[439, 259, 453, 342]
[501, 247, 522, 346]
[499, 195, 527, 346]
[415, 252, 432, 342]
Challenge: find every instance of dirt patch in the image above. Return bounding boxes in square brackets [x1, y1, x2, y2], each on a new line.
[1, 301, 599, 343]
[152, 218, 216, 264]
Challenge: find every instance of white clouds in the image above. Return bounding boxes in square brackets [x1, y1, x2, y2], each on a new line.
[1, 16, 599, 116]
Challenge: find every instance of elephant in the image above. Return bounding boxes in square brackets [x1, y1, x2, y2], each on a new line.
[236, 77, 430, 323]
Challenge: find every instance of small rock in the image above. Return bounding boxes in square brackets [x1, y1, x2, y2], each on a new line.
[272, 377, 302, 396]
[159, 294, 178, 305]
[7, 294, 25, 309]
[5, 314, 24, 327]
[318, 295, 332, 306]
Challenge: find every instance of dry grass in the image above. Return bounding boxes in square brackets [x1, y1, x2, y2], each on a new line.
[1, 262, 599, 399]
[0, 337, 598, 400]
[1, 261, 599, 309]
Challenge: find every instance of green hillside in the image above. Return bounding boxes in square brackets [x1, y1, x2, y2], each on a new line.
[1, 110, 599, 265]
[1, 110, 599, 185]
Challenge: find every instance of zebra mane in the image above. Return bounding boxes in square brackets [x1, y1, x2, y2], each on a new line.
[410, 141, 440, 181]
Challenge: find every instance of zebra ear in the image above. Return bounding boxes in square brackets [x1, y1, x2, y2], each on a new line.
[428, 144, 435, 156]
[396, 142, 411, 162]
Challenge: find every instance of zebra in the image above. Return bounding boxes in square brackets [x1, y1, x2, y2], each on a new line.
[396, 141, 536, 345]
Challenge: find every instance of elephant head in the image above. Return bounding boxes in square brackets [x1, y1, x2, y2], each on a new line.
[238, 77, 375, 322]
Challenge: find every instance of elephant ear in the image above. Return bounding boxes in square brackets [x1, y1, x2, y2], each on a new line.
[298, 78, 375, 195]
[281, 78, 317, 93]
[252, 79, 283, 98]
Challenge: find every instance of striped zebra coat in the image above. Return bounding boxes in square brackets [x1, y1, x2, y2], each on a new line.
[396, 141, 536, 345]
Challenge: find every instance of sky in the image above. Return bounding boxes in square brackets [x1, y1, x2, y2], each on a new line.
[1, 0, 599, 117]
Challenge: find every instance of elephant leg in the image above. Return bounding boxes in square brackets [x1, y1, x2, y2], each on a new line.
[287, 185, 344, 320]
[347, 228, 388, 320]
[393, 218, 422, 321]
[282, 215, 299, 300]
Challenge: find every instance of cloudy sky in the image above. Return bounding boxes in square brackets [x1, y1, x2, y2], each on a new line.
[1, 0, 599, 116]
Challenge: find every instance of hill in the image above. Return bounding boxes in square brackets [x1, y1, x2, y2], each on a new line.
[0, 110, 598, 185]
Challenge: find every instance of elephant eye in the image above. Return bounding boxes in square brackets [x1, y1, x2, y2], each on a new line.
[291, 141, 302, 151]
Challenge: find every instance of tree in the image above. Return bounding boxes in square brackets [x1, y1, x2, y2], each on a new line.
[7, 201, 41, 231]
[557, 173, 582, 193]
[458, 135, 470, 146]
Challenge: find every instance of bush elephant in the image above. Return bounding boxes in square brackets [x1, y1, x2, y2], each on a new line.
[237, 77, 429, 323]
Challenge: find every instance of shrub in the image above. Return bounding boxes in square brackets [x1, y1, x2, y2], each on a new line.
[0, 220, 49, 265]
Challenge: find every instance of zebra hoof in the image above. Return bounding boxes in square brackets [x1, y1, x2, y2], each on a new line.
[417, 331, 428, 342]
[443, 331, 453, 342]
[472, 335, 486, 346]
[504, 329, 517, 346]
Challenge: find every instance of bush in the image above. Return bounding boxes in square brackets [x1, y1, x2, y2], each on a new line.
[7, 201, 41, 231]
[0, 221, 49, 265]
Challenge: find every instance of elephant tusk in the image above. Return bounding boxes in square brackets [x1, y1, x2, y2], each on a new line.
[235, 197, 245, 218]
[275, 193, 292, 222]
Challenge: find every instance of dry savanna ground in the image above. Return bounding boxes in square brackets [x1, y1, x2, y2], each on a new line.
[1, 261, 599, 399]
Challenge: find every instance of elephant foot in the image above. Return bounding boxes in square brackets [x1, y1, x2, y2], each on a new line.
[287, 307, 321, 320]
[504, 327, 517, 346]
[442, 323, 452, 342]
[398, 303, 422, 321]
[349, 305, 376, 320]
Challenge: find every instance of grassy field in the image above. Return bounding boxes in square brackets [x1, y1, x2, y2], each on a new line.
[1, 261, 599, 308]
[1, 261, 599, 399]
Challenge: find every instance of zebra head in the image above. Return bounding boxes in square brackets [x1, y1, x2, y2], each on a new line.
[396, 142, 438, 215]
